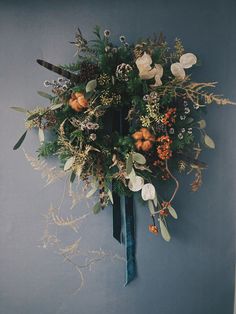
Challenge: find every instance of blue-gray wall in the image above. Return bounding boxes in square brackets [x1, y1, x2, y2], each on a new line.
[0, 1, 235, 313]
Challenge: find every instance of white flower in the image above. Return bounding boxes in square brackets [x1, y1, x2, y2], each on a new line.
[136, 53, 163, 86]
[136, 52, 152, 72]
[171, 52, 197, 80]
[141, 183, 156, 201]
[171, 63, 186, 80]
[128, 175, 144, 192]
[180, 53, 197, 69]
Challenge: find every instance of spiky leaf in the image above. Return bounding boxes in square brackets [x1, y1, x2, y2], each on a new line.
[10, 106, 27, 113]
[13, 130, 27, 150]
[37, 91, 53, 100]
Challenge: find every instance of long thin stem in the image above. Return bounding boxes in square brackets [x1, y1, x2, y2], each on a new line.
[165, 159, 179, 204]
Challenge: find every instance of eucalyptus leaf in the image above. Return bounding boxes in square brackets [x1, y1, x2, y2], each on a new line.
[10, 106, 27, 113]
[85, 79, 97, 93]
[126, 154, 133, 175]
[127, 167, 136, 183]
[153, 194, 158, 207]
[186, 117, 194, 124]
[198, 119, 206, 129]
[204, 134, 215, 149]
[37, 91, 53, 100]
[168, 205, 178, 219]
[148, 200, 155, 215]
[27, 113, 40, 121]
[159, 219, 171, 242]
[107, 189, 114, 204]
[70, 171, 76, 183]
[38, 128, 44, 143]
[86, 187, 98, 198]
[92, 202, 101, 214]
[64, 156, 75, 171]
[132, 152, 146, 165]
[13, 130, 27, 150]
[50, 103, 64, 110]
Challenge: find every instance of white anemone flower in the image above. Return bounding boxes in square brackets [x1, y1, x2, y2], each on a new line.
[141, 183, 156, 201]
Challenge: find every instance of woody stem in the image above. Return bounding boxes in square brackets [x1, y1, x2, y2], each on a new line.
[165, 159, 179, 204]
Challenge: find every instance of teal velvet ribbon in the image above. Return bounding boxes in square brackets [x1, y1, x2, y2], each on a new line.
[124, 195, 136, 286]
[112, 106, 136, 285]
[112, 192, 122, 243]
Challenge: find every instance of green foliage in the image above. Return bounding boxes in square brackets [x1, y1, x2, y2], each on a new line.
[37, 141, 59, 158]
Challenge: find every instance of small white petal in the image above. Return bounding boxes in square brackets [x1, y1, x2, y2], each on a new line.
[128, 176, 144, 192]
[179, 53, 197, 69]
[139, 67, 157, 80]
[136, 52, 152, 70]
[171, 63, 186, 80]
[154, 64, 163, 78]
[141, 183, 156, 201]
[150, 74, 163, 87]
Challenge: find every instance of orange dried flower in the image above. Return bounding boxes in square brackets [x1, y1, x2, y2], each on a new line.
[161, 108, 176, 126]
[156, 135, 172, 160]
[148, 224, 158, 234]
[132, 128, 155, 152]
[69, 92, 88, 112]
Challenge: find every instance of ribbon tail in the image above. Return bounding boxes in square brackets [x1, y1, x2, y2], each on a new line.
[112, 191, 122, 243]
[124, 195, 136, 286]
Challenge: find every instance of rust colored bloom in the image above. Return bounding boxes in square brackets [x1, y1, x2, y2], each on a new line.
[156, 135, 172, 160]
[132, 128, 155, 152]
[69, 92, 88, 112]
[148, 224, 158, 234]
[161, 108, 176, 127]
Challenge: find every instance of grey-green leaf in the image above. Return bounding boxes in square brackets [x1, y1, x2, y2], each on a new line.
[92, 202, 101, 214]
[50, 103, 64, 110]
[168, 205, 178, 219]
[85, 79, 97, 93]
[159, 219, 171, 242]
[204, 134, 215, 149]
[13, 130, 27, 150]
[148, 200, 155, 215]
[86, 187, 98, 198]
[10, 106, 27, 113]
[37, 91, 53, 100]
[126, 154, 133, 175]
[70, 171, 76, 183]
[27, 113, 40, 121]
[132, 152, 146, 165]
[64, 156, 75, 171]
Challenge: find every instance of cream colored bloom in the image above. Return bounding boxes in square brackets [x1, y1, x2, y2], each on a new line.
[136, 53, 163, 86]
[141, 183, 156, 201]
[128, 175, 144, 192]
[171, 52, 197, 80]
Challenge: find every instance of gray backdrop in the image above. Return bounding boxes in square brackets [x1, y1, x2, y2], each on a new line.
[0, 0, 235, 313]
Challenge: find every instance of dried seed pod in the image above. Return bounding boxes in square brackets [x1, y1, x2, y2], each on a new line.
[171, 63, 185, 80]
[180, 53, 197, 69]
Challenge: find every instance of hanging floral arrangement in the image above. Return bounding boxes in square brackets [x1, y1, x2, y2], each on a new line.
[12, 27, 235, 285]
